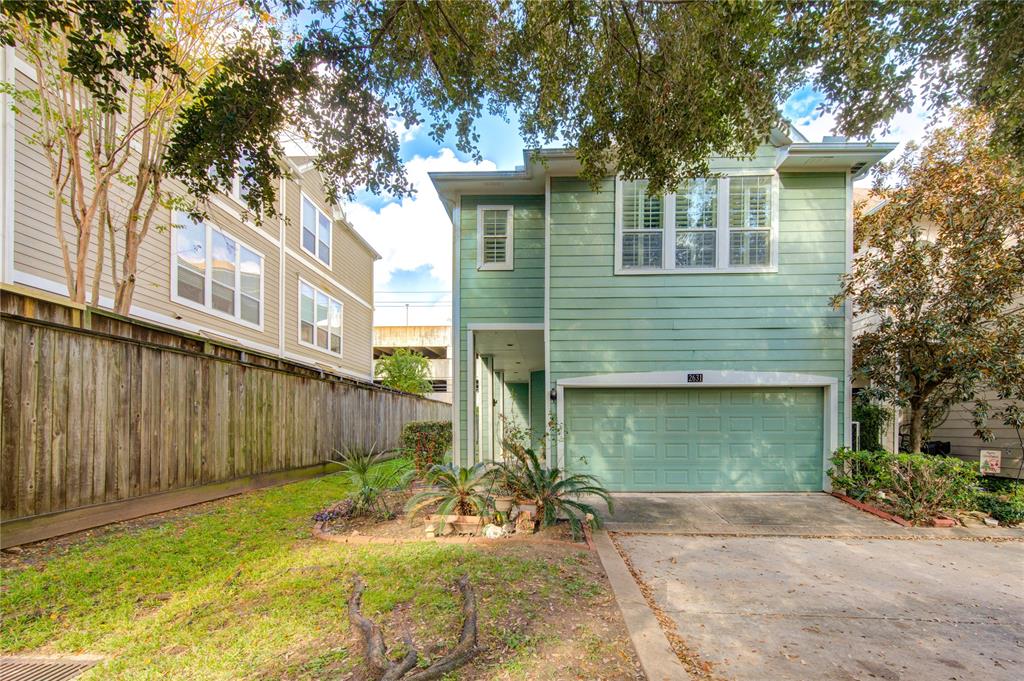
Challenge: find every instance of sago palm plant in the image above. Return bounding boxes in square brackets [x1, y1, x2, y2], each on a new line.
[404, 463, 495, 530]
[498, 448, 612, 538]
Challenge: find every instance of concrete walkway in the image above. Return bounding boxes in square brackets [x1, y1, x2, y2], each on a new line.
[601, 492, 1024, 538]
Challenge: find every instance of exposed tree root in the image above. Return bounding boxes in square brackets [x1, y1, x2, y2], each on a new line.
[348, 574, 479, 680]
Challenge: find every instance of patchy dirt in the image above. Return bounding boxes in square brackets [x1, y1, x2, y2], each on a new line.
[277, 540, 644, 681]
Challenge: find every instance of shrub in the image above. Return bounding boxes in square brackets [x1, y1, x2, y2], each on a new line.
[829, 448, 978, 523]
[401, 420, 452, 475]
[975, 479, 1024, 525]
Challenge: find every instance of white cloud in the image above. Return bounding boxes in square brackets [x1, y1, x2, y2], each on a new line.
[345, 149, 497, 292]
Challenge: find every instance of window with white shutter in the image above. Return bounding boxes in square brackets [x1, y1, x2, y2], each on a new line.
[621, 180, 663, 269]
[616, 173, 776, 274]
[728, 176, 772, 267]
[477, 206, 514, 270]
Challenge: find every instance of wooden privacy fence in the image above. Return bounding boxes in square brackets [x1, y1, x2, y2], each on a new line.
[1, 286, 449, 541]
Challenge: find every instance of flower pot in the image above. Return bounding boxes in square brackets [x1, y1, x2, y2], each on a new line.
[426, 514, 483, 536]
[494, 496, 515, 514]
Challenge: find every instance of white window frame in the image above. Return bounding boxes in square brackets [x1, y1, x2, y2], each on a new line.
[169, 211, 265, 331]
[614, 170, 779, 275]
[300, 191, 333, 269]
[476, 204, 514, 271]
[296, 277, 344, 357]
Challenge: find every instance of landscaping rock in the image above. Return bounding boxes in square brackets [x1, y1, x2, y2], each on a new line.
[984, 517, 1000, 527]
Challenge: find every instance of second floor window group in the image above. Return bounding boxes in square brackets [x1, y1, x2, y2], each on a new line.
[619, 175, 775, 272]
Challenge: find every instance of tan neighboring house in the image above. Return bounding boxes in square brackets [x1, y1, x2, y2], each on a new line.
[852, 189, 1022, 475]
[0, 48, 379, 381]
[373, 326, 452, 403]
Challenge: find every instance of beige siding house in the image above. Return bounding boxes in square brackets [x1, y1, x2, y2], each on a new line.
[0, 48, 379, 380]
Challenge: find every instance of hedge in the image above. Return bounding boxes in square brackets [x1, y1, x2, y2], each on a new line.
[400, 420, 452, 475]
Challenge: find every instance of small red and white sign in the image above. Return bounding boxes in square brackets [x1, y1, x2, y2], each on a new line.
[980, 449, 1002, 475]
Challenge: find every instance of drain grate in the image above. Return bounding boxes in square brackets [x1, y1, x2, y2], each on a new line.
[0, 657, 98, 681]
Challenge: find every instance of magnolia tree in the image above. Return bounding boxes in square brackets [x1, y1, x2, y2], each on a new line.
[3, 0, 246, 312]
[836, 112, 1024, 453]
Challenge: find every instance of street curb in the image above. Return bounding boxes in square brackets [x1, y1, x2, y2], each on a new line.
[592, 529, 691, 681]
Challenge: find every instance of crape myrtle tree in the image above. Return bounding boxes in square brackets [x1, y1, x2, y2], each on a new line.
[1, 0, 248, 311]
[835, 112, 1024, 454]
[3, 0, 1023, 305]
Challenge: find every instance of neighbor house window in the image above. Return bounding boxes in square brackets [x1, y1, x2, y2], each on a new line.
[477, 205, 514, 270]
[230, 156, 252, 205]
[172, 212, 263, 327]
[616, 174, 775, 273]
[301, 193, 332, 266]
[299, 279, 343, 355]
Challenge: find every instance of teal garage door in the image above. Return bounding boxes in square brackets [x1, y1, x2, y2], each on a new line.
[565, 387, 824, 492]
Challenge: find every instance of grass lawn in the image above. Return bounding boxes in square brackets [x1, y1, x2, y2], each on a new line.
[0, 472, 640, 680]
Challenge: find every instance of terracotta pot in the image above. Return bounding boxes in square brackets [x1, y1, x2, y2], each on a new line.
[494, 496, 515, 513]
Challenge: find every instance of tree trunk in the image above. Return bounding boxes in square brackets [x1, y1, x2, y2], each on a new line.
[908, 400, 925, 453]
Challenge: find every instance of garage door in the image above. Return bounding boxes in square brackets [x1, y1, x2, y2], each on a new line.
[564, 387, 824, 492]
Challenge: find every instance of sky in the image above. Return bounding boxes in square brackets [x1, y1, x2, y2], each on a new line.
[347, 88, 935, 327]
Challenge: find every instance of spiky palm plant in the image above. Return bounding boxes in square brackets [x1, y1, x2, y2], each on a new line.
[498, 448, 613, 538]
[331, 444, 413, 518]
[404, 463, 495, 530]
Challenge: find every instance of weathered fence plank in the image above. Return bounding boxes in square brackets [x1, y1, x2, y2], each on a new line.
[1, 288, 450, 534]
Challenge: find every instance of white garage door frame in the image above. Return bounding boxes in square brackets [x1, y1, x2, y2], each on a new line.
[556, 370, 839, 492]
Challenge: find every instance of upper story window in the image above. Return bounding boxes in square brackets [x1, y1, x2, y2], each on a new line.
[616, 174, 777, 274]
[298, 279, 343, 356]
[230, 156, 252, 205]
[477, 205, 514, 270]
[172, 212, 263, 328]
[301, 193, 332, 267]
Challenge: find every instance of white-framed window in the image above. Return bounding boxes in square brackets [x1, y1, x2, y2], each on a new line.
[300, 193, 332, 267]
[171, 211, 264, 328]
[298, 279, 343, 356]
[615, 173, 778, 274]
[230, 156, 252, 206]
[476, 205, 514, 270]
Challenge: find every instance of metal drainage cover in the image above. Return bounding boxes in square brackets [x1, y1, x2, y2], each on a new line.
[0, 657, 98, 681]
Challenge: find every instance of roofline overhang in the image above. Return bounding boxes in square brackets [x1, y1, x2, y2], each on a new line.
[430, 140, 897, 216]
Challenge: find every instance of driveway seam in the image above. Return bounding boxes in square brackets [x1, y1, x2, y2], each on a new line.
[610, 530, 1023, 541]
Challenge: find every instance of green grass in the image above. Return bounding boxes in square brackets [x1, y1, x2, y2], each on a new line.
[0, 471, 617, 680]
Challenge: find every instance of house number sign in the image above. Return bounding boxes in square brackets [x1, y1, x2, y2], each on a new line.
[687, 373, 704, 383]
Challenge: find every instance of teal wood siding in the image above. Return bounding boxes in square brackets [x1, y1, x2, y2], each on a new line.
[548, 172, 849, 467]
[457, 195, 545, 465]
[506, 382, 530, 443]
[530, 370, 546, 451]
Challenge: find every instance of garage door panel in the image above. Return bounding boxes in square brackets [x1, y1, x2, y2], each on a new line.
[565, 387, 824, 492]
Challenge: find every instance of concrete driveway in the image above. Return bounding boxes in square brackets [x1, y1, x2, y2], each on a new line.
[603, 494, 1024, 680]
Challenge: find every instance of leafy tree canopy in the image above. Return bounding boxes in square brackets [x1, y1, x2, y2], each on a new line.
[4, 0, 1022, 213]
[375, 348, 433, 396]
[837, 111, 1024, 453]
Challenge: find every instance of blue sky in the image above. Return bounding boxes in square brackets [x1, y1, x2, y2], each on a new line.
[347, 87, 931, 326]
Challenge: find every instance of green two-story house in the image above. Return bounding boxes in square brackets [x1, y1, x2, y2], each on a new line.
[431, 127, 894, 493]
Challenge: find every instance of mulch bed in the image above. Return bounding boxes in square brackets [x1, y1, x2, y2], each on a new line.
[313, 490, 590, 548]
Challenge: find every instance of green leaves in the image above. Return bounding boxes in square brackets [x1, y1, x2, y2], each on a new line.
[839, 111, 1024, 452]
[374, 348, 433, 396]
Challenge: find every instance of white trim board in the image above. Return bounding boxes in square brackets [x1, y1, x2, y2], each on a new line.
[283, 245, 372, 309]
[465, 322, 545, 466]
[451, 193, 461, 464]
[555, 370, 839, 491]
